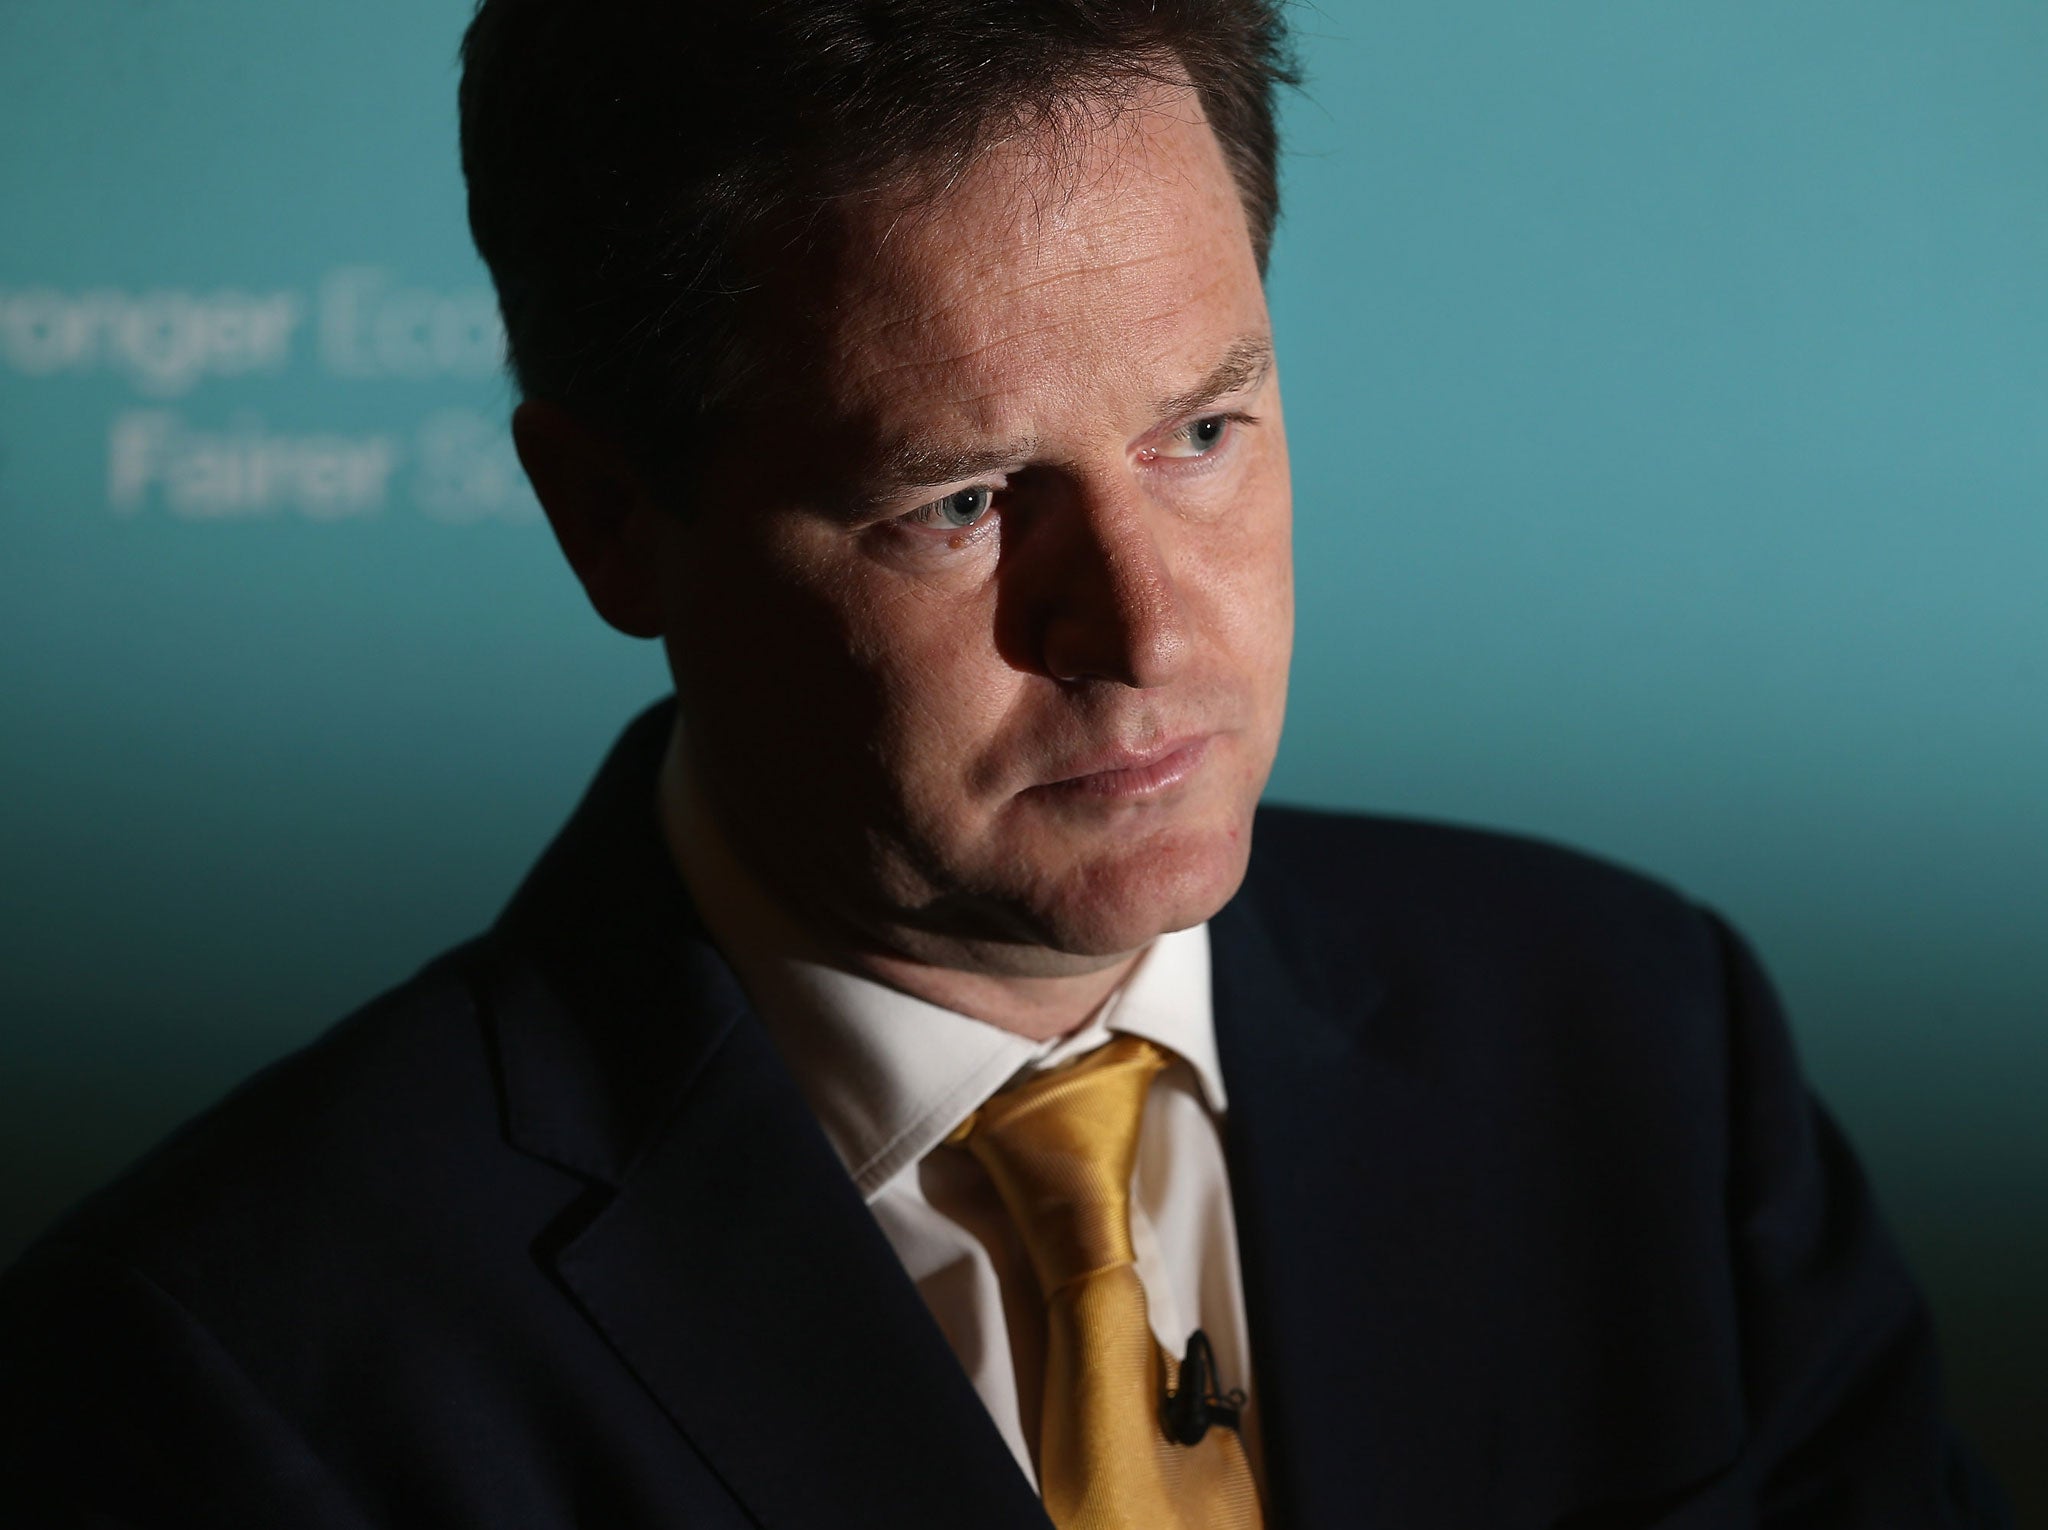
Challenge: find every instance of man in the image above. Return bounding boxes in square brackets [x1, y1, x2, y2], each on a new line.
[0, 1, 2009, 1525]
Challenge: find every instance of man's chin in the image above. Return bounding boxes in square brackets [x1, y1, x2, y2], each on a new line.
[1025, 822, 1254, 957]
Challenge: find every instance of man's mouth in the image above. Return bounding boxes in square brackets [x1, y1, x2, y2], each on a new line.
[1033, 735, 1213, 798]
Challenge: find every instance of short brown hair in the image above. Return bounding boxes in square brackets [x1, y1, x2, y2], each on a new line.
[459, 0, 1297, 495]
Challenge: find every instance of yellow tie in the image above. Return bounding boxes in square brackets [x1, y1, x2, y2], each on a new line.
[952, 1035, 1264, 1530]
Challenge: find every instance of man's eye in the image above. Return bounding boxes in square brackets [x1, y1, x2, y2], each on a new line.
[1152, 413, 1240, 461]
[905, 484, 996, 530]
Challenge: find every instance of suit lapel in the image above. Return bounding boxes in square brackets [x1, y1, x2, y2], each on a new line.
[487, 701, 1508, 1527]
[484, 701, 1049, 1529]
[1212, 861, 1497, 1530]
[552, 1013, 1048, 1529]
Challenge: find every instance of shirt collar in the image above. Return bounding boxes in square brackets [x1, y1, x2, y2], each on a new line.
[1039, 924, 1225, 1118]
[657, 732, 1226, 1201]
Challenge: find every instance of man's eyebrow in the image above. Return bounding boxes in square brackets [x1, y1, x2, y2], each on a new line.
[1152, 333, 1275, 421]
[875, 437, 1040, 496]
[858, 333, 1275, 507]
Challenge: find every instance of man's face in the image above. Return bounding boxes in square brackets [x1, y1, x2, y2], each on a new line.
[655, 84, 1292, 976]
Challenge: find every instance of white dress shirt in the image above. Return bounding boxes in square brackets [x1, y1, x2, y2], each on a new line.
[657, 751, 1263, 1493]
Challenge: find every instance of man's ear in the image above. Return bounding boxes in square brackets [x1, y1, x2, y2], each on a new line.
[511, 399, 668, 639]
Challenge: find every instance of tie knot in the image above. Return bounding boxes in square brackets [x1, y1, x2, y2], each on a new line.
[953, 1034, 1169, 1297]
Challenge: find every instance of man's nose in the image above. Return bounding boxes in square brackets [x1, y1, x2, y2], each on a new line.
[1029, 479, 1191, 689]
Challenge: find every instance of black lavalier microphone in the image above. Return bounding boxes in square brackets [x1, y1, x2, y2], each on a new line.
[1160, 1329, 1245, 1446]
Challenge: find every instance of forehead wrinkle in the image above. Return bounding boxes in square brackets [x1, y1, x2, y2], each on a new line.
[815, 79, 1244, 343]
[854, 313, 1109, 394]
[836, 240, 1194, 366]
[842, 243, 1241, 412]
[844, 278, 1264, 471]
[833, 135, 1230, 338]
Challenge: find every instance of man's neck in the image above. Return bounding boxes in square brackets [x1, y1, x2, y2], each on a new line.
[838, 944, 1143, 1044]
[654, 728, 1144, 1043]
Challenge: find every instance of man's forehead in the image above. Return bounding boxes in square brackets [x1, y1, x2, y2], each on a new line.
[835, 118, 1251, 375]
[827, 88, 1246, 335]
[708, 80, 1266, 484]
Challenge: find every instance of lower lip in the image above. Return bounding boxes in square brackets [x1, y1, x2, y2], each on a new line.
[1042, 737, 1212, 800]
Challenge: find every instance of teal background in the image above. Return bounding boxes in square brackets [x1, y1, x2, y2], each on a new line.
[2, 0, 2041, 1512]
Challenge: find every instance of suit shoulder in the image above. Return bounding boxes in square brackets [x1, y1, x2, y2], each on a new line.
[1235, 804, 1750, 1183]
[1250, 799, 1700, 920]
[1243, 799, 1722, 1000]
[15, 938, 512, 1288]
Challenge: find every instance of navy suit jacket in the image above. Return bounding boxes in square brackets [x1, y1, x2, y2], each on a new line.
[0, 700, 2009, 1527]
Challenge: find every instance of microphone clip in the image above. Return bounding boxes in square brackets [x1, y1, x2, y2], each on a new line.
[1160, 1328, 1245, 1446]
